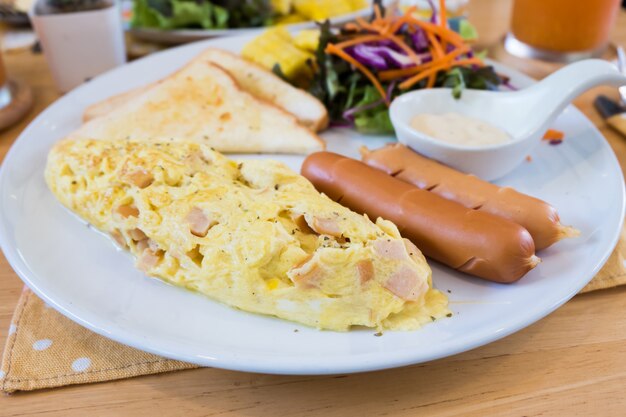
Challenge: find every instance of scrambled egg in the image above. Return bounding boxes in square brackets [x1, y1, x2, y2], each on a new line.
[45, 139, 448, 331]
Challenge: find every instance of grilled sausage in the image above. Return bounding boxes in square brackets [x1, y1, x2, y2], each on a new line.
[361, 143, 579, 250]
[302, 152, 540, 283]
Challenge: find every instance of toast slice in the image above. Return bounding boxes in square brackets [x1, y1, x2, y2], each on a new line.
[83, 48, 329, 132]
[71, 61, 325, 154]
[83, 85, 150, 122]
[198, 48, 328, 132]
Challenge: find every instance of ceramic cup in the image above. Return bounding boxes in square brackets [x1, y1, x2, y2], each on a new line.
[29, 3, 126, 92]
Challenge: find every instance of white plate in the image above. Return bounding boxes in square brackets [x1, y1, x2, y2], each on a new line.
[0, 35, 624, 375]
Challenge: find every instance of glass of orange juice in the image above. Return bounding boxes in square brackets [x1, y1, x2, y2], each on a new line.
[505, 0, 622, 62]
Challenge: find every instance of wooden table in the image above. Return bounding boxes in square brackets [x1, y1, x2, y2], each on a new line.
[2, 3, 626, 416]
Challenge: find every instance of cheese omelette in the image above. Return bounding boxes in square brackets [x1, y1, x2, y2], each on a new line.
[45, 139, 448, 331]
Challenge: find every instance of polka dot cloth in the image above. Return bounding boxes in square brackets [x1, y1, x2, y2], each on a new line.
[71, 357, 92, 372]
[1, 288, 196, 393]
[32, 339, 52, 351]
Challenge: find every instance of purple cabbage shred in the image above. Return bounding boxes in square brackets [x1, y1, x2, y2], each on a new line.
[410, 28, 429, 51]
[342, 99, 385, 122]
[347, 44, 416, 70]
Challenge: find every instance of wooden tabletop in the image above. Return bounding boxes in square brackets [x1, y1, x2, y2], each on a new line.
[2, 2, 626, 415]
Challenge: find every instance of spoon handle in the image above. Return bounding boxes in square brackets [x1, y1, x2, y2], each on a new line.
[524, 59, 626, 133]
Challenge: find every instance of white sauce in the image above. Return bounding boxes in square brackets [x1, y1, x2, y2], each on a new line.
[410, 112, 511, 147]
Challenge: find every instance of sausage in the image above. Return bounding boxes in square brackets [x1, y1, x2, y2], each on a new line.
[301, 152, 540, 283]
[361, 143, 579, 250]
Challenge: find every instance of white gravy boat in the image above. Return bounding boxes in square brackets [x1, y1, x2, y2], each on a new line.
[389, 59, 626, 181]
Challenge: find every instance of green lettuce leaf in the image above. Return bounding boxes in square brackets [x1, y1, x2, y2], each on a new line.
[442, 65, 502, 99]
[352, 86, 393, 134]
[354, 108, 393, 134]
[458, 19, 478, 41]
[210, 0, 273, 28]
[132, 0, 229, 30]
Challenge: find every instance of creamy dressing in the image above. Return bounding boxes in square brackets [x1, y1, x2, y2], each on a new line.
[410, 112, 511, 147]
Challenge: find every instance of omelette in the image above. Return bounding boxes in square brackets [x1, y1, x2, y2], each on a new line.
[45, 139, 448, 331]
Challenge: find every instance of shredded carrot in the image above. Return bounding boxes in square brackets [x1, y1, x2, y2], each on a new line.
[426, 31, 444, 60]
[334, 34, 386, 49]
[374, 3, 383, 21]
[343, 22, 359, 31]
[438, 0, 448, 52]
[326, 43, 389, 104]
[439, 0, 447, 28]
[376, 17, 392, 35]
[542, 129, 565, 141]
[379, 62, 432, 81]
[379, 65, 427, 81]
[378, 46, 471, 81]
[386, 6, 417, 35]
[405, 16, 465, 47]
[425, 33, 443, 88]
[372, 6, 390, 34]
[398, 58, 484, 89]
[355, 16, 381, 33]
[426, 72, 437, 88]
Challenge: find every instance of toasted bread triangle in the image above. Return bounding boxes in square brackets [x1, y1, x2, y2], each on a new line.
[196, 48, 329, 131]
[71, 61, 325, 155]
[83, 48, 329, 132]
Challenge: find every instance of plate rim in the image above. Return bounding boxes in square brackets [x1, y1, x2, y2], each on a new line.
[0, 36, 624, 375]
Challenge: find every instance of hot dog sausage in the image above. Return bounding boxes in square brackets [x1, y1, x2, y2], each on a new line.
[361, 144, 579, 250]
[302, 152, 540, 283]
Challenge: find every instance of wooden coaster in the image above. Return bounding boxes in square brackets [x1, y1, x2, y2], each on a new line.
[0, 78, 33, 131]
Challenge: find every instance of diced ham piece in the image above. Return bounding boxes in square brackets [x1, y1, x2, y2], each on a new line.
[306, 216, 342, 237]
[110, 230, 127, 248]
[185, 207, 216, 237]
[135, 239, 149, 252]
[289, 256, 324, 289]
[356, 259, 374, 284]
[403, 239, 423, 262]
[126, 169, 154, 189]
[384, 266, 427, 301]
[137, 250, 161, 272]
[115, 204, 139, 218]
[148, 239, 159, 252]
[129, 228, 147, 241]
[374, 239, 408, 260]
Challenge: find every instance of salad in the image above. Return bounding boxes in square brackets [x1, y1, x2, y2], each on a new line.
[243, 0, 504, 134]
[131, 0, 367, 30]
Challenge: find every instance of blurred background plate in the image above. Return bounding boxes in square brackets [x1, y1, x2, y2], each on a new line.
[123, 0, 373, 44]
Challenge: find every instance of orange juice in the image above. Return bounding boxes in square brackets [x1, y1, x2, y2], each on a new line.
[511, 0, 620, 53]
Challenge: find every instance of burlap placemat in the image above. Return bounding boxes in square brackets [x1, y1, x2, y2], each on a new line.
[2, 226, 625, 393]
